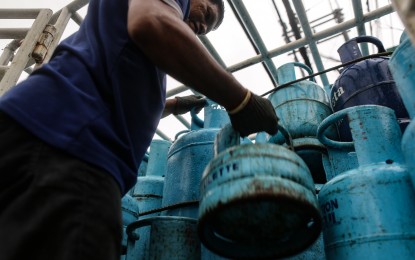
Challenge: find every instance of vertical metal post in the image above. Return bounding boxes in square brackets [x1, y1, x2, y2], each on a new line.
[292, 0, 330, 90]
[352, 0, 369, 56]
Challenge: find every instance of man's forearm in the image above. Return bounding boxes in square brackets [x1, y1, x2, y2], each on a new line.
[127, 0, 247, 111]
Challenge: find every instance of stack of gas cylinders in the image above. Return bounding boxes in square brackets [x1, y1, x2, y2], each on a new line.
[120, 34, 415, 259]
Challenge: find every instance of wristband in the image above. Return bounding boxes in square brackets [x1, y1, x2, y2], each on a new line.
[227, 90, 251, 115]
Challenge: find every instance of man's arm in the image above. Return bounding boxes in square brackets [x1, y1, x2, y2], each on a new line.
[127, 0, 246, 111]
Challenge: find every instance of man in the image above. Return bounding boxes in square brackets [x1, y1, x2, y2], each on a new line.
[0, 0, 278, 259]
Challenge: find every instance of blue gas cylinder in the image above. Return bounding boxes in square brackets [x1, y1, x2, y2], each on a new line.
[389, 32, 415, 190]
[137, 153, 149, 177]
[317, 105, 415, 259]
[268, 62, 335, 184]
[198, 124, 322, 259]
[321, 145, 358, 181]
[162, 100, 230, 218]
[126, 139, 171, 260]
[331, 36, 409, 141]
[120, 194, 140, 259]
[127, 216, 200, 259]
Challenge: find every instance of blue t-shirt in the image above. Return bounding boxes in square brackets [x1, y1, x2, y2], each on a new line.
[0, 0, 190, 195]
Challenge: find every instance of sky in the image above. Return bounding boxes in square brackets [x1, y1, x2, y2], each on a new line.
[0, 0, 405, 141]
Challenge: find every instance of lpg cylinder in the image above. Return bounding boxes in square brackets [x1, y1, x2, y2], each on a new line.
[161, 100, 229, 218]
[389, 32, 415, 189]
[317, 105, 415, 259]
[268, 62, 335, 185]
[126, 139, 171, 260]
[198, 124, 322, 259]
[321, 146, 358, 181]
[126, 153, 149, 197]
[120, 194, 140, 260]
[127, 216, 200, 260]
[331, 36, 409, 141]
[137, 153, 149, 177]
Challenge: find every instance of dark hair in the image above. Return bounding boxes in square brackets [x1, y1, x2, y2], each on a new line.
[211, 0, 225, 30]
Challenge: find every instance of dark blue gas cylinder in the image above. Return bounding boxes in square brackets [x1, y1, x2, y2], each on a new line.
[268, 62, 335, 184]
[331, 36, 410, 141]
[389, 32, 415, 190]
[198, 124, 322, 259]
[162, 100, 230, 218]
[317, 105, 415, 259]
[126, 139, 171, 260]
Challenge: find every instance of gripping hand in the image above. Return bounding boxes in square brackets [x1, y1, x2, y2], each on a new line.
[173, 95, 207, 115]
[228, 91, 279, 137]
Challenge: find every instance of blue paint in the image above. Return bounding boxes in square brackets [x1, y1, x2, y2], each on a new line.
[121, 194, 140, 259]
[162, 101, 229, 218]
[317, 105, 415, 259]
[268, 62, 335, 184]
[198, 124, 322, 259]
[126, 216, 200, 259]
[126, 139, 170, 260]
[389, 33, 415, 191]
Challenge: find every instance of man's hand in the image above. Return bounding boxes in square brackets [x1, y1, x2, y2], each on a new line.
[162, 95, 207, 118]
[174, 95, 207, 115]
[228, 91, 279, 137]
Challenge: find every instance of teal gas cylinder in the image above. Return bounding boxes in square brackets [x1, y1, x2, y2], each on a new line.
[198, 124, 322, 259]
[317, 105, 415, 259]
[137, 153, 149, 177]
[126, 139, 171, 260]
[331, 36, 409, 141]
[120, 194, 140, 259]
[127, 216, 200, 259]
[389, 33, 415, 190]
[321, 145, 358, 181]
[191, 100, 230, 131]
[268, 62, 335, 185]
[161, 100, 230, 218]
[126, 153, 148, 197]
[160, 100, 232, 260]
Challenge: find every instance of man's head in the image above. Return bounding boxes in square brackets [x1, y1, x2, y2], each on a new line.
[185, 0, 225, 35]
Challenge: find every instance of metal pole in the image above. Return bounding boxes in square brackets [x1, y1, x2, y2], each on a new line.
[228, 0, 279, 86]
[0, 29, 30, 39]
[352, 0, 369, 55]
[155, 129, 172, 142]
[227, 4, 394, 73]
[292, 0, 330, 89]
[0, 9, 44, 19]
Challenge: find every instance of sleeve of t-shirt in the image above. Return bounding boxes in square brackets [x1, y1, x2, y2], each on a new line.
[161, 0, 190, 20]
